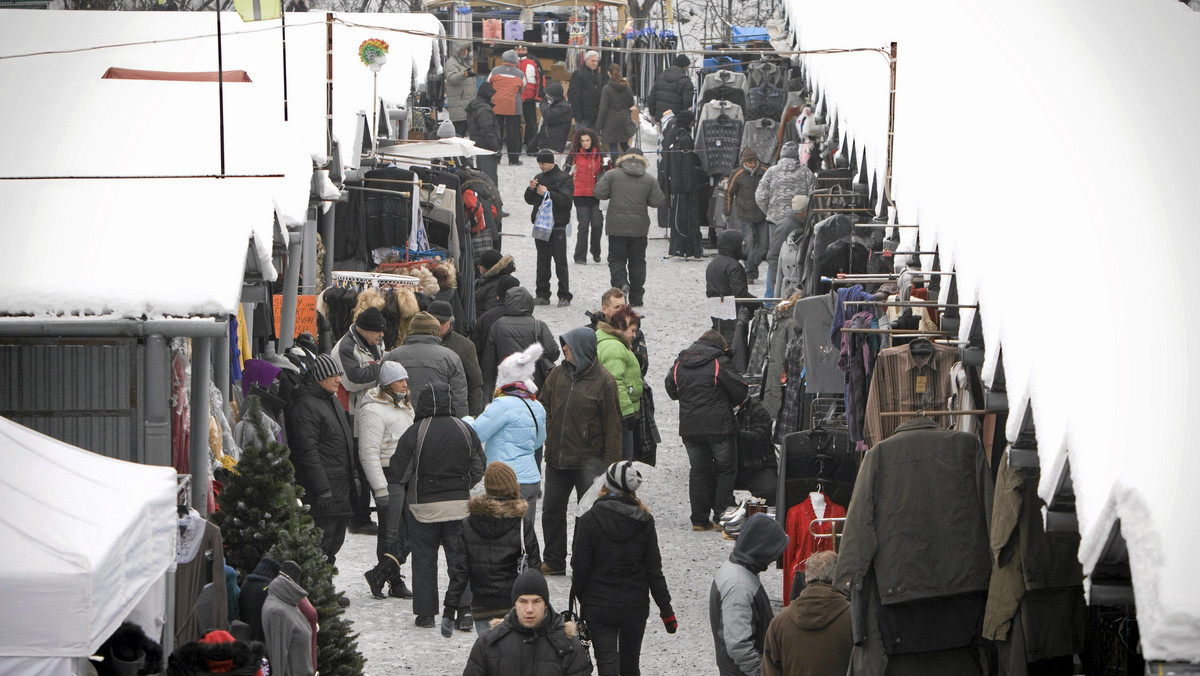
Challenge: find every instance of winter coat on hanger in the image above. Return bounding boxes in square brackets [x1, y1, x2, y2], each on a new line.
[261, 574, 314, 676]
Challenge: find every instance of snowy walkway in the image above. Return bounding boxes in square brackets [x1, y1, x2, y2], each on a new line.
[334, 146, 782, 675]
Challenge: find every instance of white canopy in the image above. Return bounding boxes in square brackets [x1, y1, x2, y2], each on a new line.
[0, 416, 177, 667]
[377, 137, 497, 159]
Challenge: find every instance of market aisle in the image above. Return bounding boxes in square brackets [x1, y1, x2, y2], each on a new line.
[335, 148, 782, 675]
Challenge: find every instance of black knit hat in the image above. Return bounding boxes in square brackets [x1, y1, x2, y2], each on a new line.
[478, 249, 502, 270]
[309, 353, 342, 382]
[536, 149, 556, 164]
[511, 568, 550, 605]
[356, 306, 386, 332]
[674, 54, 690, 68]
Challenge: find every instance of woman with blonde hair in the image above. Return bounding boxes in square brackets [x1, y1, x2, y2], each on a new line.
[571, 461, 675, 675]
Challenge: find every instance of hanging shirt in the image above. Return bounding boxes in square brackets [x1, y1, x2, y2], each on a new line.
[783, 493, 846, 605]
[862, 342, 959, 447]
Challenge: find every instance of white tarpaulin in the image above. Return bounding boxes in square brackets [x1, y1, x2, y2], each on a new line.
[0, 417, 177, 663]
[377, 137, 497, 159]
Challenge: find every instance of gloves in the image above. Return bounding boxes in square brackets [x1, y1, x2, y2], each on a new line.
[375, 492, 390, 509]
[316, 491, 336, 513]
[662, 614, 678, 634]
[441, 614, 455, 639]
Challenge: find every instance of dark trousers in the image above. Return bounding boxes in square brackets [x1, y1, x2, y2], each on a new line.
[535, 229, 572, 301]
[742, 218, 768, 279]
[621, 418, 636, 461]
[574, 201, 604, 262]
[476, 153, 500, 188]
[542, 464, 601, 571]
[452, 120, 468, 137]
[734, 467, 778, 506]
[497, 114, 522, 163]
[523, 100, 540, 149]
[377, 482, 412, 564]
[607, 235, 648, 305]
[313, 515, 349, 565]
[590, 615, 648, 676]
[606, 141, 629, 164]
[348, 425, 371, 527]
[408, 516, 471, 617]
[682, 435, 737, 526]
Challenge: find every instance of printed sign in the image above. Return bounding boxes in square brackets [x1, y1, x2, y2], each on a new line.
[273, 294, 318, 339]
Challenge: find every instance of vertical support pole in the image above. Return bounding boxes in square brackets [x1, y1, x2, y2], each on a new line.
[884, 41, 897, 214]
[281, 7, 290, 121]
[216, 5, 227, 176]
[212, 324, 231, 413]
[279, 225, 303, 351]
[327, 12, 335, 161]
[189, 336, 212, 514]
[301, 204, 318, 295]
[322, 205, 336, 293]
[144, 335, 171, 467]
[163, 569, 176, 658]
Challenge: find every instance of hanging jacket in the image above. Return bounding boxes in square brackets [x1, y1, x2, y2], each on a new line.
[538, 82, 573, 151]
[445, 51, 477, 123]
[594, 322, 643, 418]
[698, 85, 747, 111]
[567, 145, 605, 198]
[664, 338, 749, 438]
[761, 309, 797, 421]
[595, 80, 636, 147]
[745, 82, 786, 122]
[567, 64, 607, 122]
[541, 327, 622, 471]
[387, 382, 486, 509]
[482, 287, 560, 393]
[487, 52, 524, 116]
[727, 162, 768, 223]
[746, 61, 785, 90]
[355, 385, 415, 496]
[658, 116, 704, 197]
[696, 115, 745, 177]
[700, 69, 749, 99]
[594, 153, 666, 237]
[755, 157, 818, 225]
[467, 83, 502, 151]
[445, 494, 543, 618]
[741, 119, 779, 168]
[468, 386, 547, 484]
[571, 495, 673, 625]
[698, 99, 745, 124]
[710, 514, 789, 676]
[285, 380, 354, 517]
[647, 65, 695, 119]
[524, 164, 574, 228]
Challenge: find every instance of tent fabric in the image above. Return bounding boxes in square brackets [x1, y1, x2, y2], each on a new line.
[376, 137, 496, 159]
[730, 26, 769, 43]
[0, 416, 177, 659]
[101, 67, 254, 82]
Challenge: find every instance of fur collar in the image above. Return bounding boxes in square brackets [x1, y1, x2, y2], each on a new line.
[484, 254, 515, 278]
[467, 495, 529, 518]
[597, 321, 631, 349]
[615, 153, 648, 168]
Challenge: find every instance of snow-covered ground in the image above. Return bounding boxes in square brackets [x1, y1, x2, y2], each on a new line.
[334, 145, 783, 674]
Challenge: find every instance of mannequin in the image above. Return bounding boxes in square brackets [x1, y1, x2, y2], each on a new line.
[809, 490, 826, 520]
[261, 560, 315, 676]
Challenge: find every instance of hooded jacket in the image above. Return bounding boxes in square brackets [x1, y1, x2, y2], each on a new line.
[285, 380, 354, 517]
[463, 605, 592, 676]
[524, 164, 574, 228]
[261, 575, 314, 676]
[541, 327, 622, 470]
[445, 494, 544, 618]
[441, 328, 485, 417]
[664, 339, 749, 438]
[754, 157, 818, 225]
[468, 387, 547, 484]
[538, 82, 573, 152]
[387, 382, 486, 514]
[567, 63, 607, 122]
[593, 153, 666, 238]
[333, 326, 383, 413]
[355, 385, 416, 496]
[594, 322, 643, 418]
[762, 582, 852, 676]
[571, 495, 672, 625]
[445, 49, 477, 123]
[483, 287, 561, 393]
[595, 80, 635, 147]
[487, 51, 525, 116]
[706, 230, 751, 302]
[727, 161, 768, 223]
[646, 65, 695, 119]
[468, 83, 502, 151]
[384, 333, 469, 418]
[474, 253, 517, 317]
[709, 514, 789, 676]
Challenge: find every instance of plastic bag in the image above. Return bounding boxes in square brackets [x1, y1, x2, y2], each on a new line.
[532, 192, 554, 241]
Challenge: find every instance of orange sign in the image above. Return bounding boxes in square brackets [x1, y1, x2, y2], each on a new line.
[273, 294, 318, 339]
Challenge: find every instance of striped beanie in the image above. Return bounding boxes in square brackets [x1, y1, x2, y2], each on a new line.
[309, 354, 343, 382]
[604, 461, 643, 495]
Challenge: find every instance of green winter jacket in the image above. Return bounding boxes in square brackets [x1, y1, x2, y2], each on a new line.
[595, 323, 643, 419]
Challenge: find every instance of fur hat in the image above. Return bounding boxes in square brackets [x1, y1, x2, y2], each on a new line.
[511, 568, 550, 605]
[408, 311, 442, 336]
[378, 360, 408, 387]
[428, 300, 454, 322]
[604, 461, 643, 494]
[496, 343, 545, 391]
[356, 306, 386, 332]
[792, 194, 810, 213]
[536, 149, 556, 164]
[484, 461, 520, 499]
[780, 141, 800, 159]
[309, 354, 342, 382]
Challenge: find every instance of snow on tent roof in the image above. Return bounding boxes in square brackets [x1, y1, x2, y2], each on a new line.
[783, 0, 1200, 661]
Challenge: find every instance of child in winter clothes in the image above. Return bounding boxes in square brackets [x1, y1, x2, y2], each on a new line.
[571, 461, 676, 676]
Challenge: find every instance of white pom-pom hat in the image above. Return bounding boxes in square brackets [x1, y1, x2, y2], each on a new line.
[496, 343, 545, 392]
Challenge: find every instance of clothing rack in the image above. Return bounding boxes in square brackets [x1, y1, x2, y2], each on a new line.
[839, 328, 956, 336]
[853, 223, 919, 228]
[841, 300, 978, 309]
[343, 184, 413, 199]
[878, 409, 993, 418]
[808, 517, 846, 550]
[331, 270, 420, 290]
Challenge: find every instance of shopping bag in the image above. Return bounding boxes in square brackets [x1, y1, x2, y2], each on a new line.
[532, 192, 554, 241]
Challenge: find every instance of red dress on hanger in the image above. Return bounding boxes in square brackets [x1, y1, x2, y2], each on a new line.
[783, 492, 846, 605]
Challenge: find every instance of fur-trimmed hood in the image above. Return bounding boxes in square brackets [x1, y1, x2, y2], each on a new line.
[488, 613, 578, 638]
[615, 153, 648, 177]
[483, 254, 516, 279]
[596, 321, 632, 349]
[468, 494, 529, 519]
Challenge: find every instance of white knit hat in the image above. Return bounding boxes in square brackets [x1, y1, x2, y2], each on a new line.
[496, 343, 545, 392]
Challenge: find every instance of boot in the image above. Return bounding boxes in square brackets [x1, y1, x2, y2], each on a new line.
[389, 571, 414, 599]
[364, 554, 400, 600]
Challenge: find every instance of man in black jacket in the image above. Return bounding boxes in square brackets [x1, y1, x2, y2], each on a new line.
[389, 381, 487, 629]
[733, 397, 777, 506]
[468, 81, 502, 186]
[482, 286, 561, 395]
[706, 229, 754, 348]
[286, 354, 355, 564]
[525, 150, 575, 307]
[646, 54, 696, 122]
[664, 330, 749, 530]
[567, 51, 606, 130]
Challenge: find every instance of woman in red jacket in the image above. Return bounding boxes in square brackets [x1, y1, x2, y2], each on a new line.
[565, 128, 605, 265]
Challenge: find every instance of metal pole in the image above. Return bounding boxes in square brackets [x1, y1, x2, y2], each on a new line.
[216, 6, 227, 176]
[321, 204, 336, 292]
[144, 335, 172, 467]
[211, 323, 231, 414]
[301, 204, 318, 294]
[884, 41, 896, 212]
[278, 225, 304, 351]
[281, 7, 290, 121]
[326, 12, 335, 160]
[189, 336, 212, 514]
[162, 570, 176, 658]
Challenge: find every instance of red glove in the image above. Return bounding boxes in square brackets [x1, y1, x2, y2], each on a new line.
[662, 614, 678, 634]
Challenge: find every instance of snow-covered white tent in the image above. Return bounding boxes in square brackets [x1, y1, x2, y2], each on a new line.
[0, 416, 177, 676]
[781, 0, 1200, 663]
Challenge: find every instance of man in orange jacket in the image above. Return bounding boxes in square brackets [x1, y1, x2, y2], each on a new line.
[487, 50, 525, 165]
[515, 44, 545, 156]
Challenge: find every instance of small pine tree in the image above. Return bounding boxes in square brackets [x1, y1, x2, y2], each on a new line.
[215, 397, 366, 676]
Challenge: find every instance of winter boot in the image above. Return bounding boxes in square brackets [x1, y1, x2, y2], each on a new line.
[389, 570, 414, 599]
[364, 554, 400, 600]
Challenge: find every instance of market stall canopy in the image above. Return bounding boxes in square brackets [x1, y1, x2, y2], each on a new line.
[376, 137, 496, 159]
[0, 417, 177, 666]
[425, 0, 627, 9]
[782, 0, 1200, 661]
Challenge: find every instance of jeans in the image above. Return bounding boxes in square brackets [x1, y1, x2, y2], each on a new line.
[376, 482, 411, 565]
[520, 481, 542, 539]
[523, 100, 540, 149]
[743, 218, 768, 279]
[606, 141, 629, 164]
[408, 516, 471, 617]
[590, 616, 647, 676]
[574, 201, 604, 262]
[497, 114, 522, 163]
[765, 260, 776, 300]
[607, 235, 648, 305]
[682, 435, 737, 526]
[542, 463, 601, 571]
[313, 515, 348, 565]
[535, 229, 572, 301]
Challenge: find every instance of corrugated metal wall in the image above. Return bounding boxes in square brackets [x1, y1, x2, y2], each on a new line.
[0, 338, 146, 463]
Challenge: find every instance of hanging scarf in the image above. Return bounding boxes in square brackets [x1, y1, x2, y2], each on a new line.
[176, 508, 207, 564]
[495, 382, 537, 401]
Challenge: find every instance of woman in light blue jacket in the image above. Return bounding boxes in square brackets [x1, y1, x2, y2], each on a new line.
[467, 343, 548, 533]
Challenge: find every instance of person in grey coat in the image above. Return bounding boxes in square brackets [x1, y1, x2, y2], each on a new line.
[593, 149, 665, 307]
[754, 141, 818, 230]
[385, 311, 469, 417]
[444, 45, 477, 137]
[429, 300, 484, 417]
[710, 514, 788, 676]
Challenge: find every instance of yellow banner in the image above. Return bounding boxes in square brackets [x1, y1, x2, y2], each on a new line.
[234, 0, 281, 22]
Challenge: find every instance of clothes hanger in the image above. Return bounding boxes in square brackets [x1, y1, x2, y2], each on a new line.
[909, 336, 934, 357]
